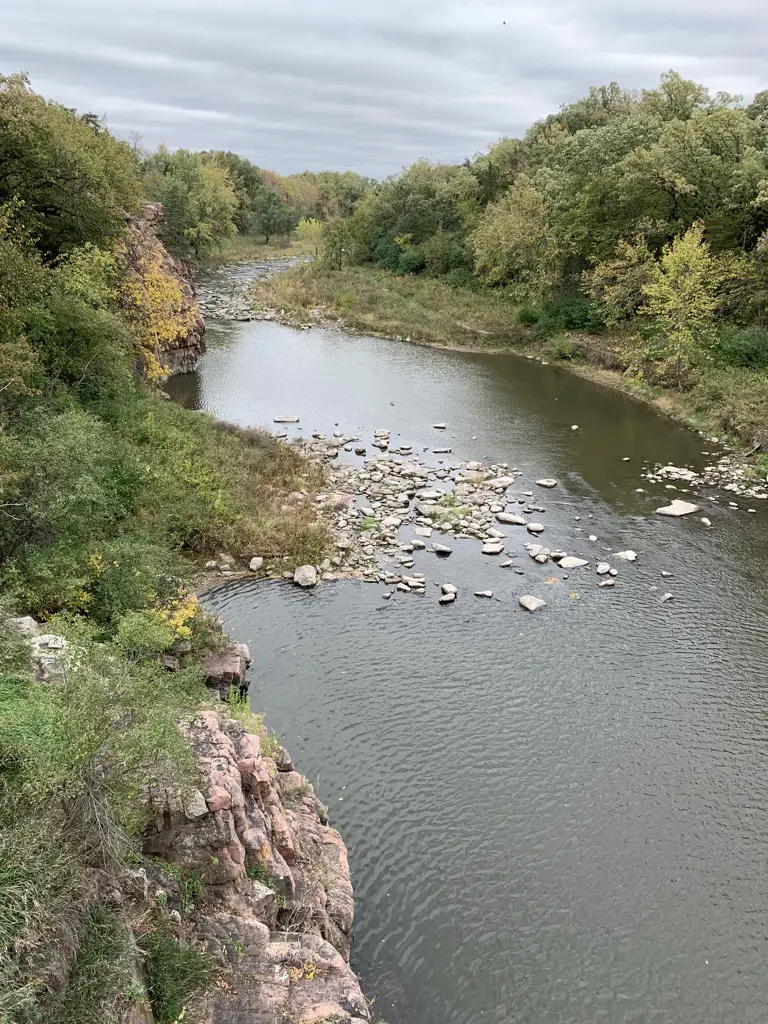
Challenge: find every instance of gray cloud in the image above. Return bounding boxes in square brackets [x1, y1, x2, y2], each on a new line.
[2, 0, 767, 177]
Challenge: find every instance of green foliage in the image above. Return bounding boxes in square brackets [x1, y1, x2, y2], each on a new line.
[251, 189, 297, 244]
[709, 325, 768, 368]
[0, 74, 142, 257]
[139, 927, 213, 1024]
[523, 295, 606, 338]
[201, 150, 263, 232]
[397, 246, 426, 276]
[143, 148, 238, 260]
[641, 223, 721, 387]
[245, 862, 286, 907]
[322, 218, 351, 270]
[295, 216, 324, 257]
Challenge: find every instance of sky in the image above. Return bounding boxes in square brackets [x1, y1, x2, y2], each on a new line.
[2, 0, 767, 178]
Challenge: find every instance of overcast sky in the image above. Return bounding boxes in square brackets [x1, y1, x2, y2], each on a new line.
[2, 1, 767, 178]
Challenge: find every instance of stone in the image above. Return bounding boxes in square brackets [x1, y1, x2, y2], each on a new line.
[519, 595, 546, 612]
[482, 541, 505, 555]
[7, 615, 39, 636]
[660, 592, 674, 603]
[433, 423, 447, 429]
[439, 592, 456, 604]
[441, 583, 458, 595]
[655, 500, 700, 517]
[433, 447, 452, 454]
[202, 642, 250, 700]
[273, 415, 299, 423]
[701, 517, 712, 527]
[598, 579, 615, 589]
[527, 522, 545, 534]
[500, 559, 514, 568]
[608, 568, 618, 577]
[474, 590, 493, 598]
[466, 461, 482, 471]
[293, 565, 318, 588]
[535, 478, 558, 488]
[614, 550, 637, 562]
[432, 543, 452, 556]
[571, 424, 579, 430]
[30, 634, 69, 683]
[486, 528, 506, 539]
[558, 556, 588, 569]
[588, 534, 598, 542]
[661, 571, 674, 578]
[596, 562, 611, 575]
[249, 556, 264, 572]
[497, 512, 526, 525]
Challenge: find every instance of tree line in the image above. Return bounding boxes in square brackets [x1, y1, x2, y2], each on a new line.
[323, 71, 768, 389]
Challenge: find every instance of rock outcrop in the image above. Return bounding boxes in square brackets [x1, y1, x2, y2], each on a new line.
[125, 203, 206, 375]
[144, 710, 369, 1024]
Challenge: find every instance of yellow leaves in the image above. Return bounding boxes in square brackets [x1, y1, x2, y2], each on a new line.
[289, 958, 319, 982]
[153, 591, 199, 641]
[545, 576, 560, 585]
[119, 239, 199, 384]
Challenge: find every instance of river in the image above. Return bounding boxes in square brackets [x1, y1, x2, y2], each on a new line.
[167, 309, 768, 1024]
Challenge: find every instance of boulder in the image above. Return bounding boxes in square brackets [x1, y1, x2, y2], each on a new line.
[535, 479, 558, 488]
[273, 415, 300, 423]
[519, 595, 546, 612]
[596, 562, 611, 575]
[439, 592, 456, 604]
[30, 634, 69, 683]
[614, 550, 637, 562]
[474, 591, 493, 598]
[202, 643, 250, 699]
[482, 541, 505, 555]
[7, 615, 40, 636]
[496, 513, 526, 526]
[527, 523, 545, 535]
[656, 500, 700, 517]
[249, 556, 264, 572]
[432, 543, 452, 556]
[294, 565, 318, 588]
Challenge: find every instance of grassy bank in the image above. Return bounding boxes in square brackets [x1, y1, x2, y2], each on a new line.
[249, 263, 768, 447]
[201, 232, 304, 268]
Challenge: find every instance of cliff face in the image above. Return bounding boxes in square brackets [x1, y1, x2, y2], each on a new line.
[144, 710, 370, 1024]
[124, 203, 206, 375]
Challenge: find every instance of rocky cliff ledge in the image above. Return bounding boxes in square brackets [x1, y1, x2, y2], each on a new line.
[144, 706, 369, 1023]
[125, 202, 206, 375]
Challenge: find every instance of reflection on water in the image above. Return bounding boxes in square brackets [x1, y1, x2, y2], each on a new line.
[173, 316, 768, 1024]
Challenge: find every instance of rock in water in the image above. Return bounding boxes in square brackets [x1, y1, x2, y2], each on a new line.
[535, 478, 558, 489]
[660, 592, 674, 603]
[482, 541, 505, 555]
[598, 579, 615, 589]
[527, 522, 545, 534]
[497, 512, 526, 525]
[274, 415, 300, 424]
[433, 423, 447, 429]
[700, 517, 712, 527]
[655, 500, 700, 517]
[441, 583, 458, 595]
[433, 543, 453, 556]
[474, 590, 493, 598]
[596, 562, 611, 575]
[519, 595, 546, 612]
[558, 556, 589, 569]
[439, 592, 456, 604]
[293, 565, 318, 588]
[571, 424, 579, 431]
[614, 550, 637, 562]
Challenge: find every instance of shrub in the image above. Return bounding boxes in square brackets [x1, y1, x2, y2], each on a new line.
[396, 246, 426, 276]
[709, 325, 768, 369]
[372, 236, 401, 271]
[59, 908, 135, 1024]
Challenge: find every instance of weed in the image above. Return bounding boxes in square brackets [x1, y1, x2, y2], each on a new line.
[359, 516, 378, 531]
[59, 908, 134, 1024]
[245, 863, 286, 908]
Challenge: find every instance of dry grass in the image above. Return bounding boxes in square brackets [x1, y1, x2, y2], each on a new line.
[248, 263, 527, 350]
[203, 233, 304, 268]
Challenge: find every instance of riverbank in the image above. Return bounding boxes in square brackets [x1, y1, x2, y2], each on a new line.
[247, 263, 768, 462]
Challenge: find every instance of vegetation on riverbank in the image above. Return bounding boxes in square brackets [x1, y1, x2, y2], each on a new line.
[0, 73, 332, 1023]
[250, 261, 768, 445]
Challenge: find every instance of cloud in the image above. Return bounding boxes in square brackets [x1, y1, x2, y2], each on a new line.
[1, 0, 766, 176]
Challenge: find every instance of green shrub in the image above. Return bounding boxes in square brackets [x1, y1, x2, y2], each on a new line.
[372, 236, 401, 271]
[441, 267, 476, 289]
[139, 928, 213, 1024]
[709, 325, 768, 369]
[396, 246, 426, 276]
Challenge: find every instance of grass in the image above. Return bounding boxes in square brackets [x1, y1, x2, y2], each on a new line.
[247, 262, 527, 349]
[250, 262, 768, 449]
[59, 909, 137, 1024]
[201, 232, 305, 268]
[139, 927, 214, 1024]
[245, 863, 286, 907]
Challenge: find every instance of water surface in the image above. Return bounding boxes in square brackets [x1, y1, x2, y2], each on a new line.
[169, 317, 768, 1024]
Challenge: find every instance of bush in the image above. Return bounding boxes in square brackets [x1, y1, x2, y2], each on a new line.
[396, 246, 426, 276]
[709, 325, 768, 369]
[519, 295, 605, 338]
[372, 236, 401, 271]
[441, 267, 476, 289]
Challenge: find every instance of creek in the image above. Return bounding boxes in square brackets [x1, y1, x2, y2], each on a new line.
[167, 274, 768, 1024]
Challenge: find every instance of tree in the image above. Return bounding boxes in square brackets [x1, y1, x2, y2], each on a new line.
[142, 149, 238, 260]
[472, 176, 560, 297]
[584, 236, 657, 326]
[321, 219, 350, 270]
[295, 217, 324, 257]
[0, 73, 142, 256]
[251, 189, 296, 243]
[641, 223, 721, 387]
[201, 151, 263, 232]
